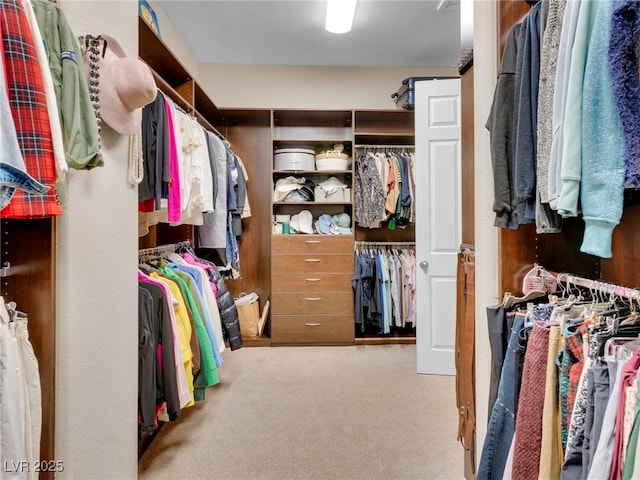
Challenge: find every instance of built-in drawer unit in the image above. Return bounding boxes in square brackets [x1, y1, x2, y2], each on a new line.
[270, 315, 354, 345]
[271, 235, 355, 345]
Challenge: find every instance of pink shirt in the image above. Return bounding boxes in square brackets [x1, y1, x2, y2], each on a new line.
[164, 99, 181, 222]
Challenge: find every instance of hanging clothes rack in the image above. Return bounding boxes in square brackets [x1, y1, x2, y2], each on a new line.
[354, 241, 415, 250]
[556, 273, 640, 302]
[138, 240, 191, 261]
[354, 144, 415, 151]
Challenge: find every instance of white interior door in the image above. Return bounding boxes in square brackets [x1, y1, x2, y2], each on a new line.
[415, 78, 461, 376]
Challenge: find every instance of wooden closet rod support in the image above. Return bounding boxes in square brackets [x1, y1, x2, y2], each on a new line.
[0, 262, 10, 278]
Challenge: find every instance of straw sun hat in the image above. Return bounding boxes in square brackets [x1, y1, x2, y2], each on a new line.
[83, 35, 157, 135]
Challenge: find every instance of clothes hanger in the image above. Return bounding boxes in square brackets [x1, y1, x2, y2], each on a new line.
[5, 301, 18, 323]
[503, 290, 546, 309]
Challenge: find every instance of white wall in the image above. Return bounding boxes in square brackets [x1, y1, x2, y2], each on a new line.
[199, 64, 459, 110]
[473, 0, 499, 448]
[56, 2, 138, 478]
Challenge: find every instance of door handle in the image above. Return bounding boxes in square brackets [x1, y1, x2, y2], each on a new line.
[305, 322, 322, 327]
[305, 259, 321, 263]
[420, 260, 429, 270]
[304, 297, 322, 301]
[305, 240, 321, 244]
[305, 278, 321, 282]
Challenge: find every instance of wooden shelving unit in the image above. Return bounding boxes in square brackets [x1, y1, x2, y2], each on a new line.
[1, 219, 56, 479]
[138, 16, 225, 249]
[211, 108, 419, 345]
[353, 109, 416, 342]
[270, 110, 355, 346]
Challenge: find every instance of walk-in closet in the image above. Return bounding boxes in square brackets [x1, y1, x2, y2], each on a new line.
[11, 0, 632, 479]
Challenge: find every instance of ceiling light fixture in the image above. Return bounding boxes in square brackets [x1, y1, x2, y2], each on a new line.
[325, 0, 357, 34]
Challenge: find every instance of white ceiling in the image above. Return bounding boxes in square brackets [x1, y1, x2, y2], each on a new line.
[155, 0, 462, 68]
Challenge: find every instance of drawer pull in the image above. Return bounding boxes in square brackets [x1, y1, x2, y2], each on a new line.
[305, 322, 322, 327]
[305, 240, 321, 244]
[305, 278, 321, 282]
[305, 297, 322, 301]
[305, 258, 321, 263]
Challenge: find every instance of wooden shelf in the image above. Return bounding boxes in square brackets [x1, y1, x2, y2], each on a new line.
[273, 201, 351, 206]
[354, 131, 415, 137]
[273, 109, 352, 127]
[272, 127, 353, 143]
[273, 170, 351, 175]
[139, 14, 222, 140]
[217, 109, 272, 126]
[241, 336, 272, 347]
[194, 82, 222, 124]
[355, 336, 416, 345]
[272, 233, 354, 238]
[193, 110, 221, 137]
[139, 16, 191, 87]
[149, 68, 192, 113]
[354, 134, 415, 146]
[354, 110, 414, 134]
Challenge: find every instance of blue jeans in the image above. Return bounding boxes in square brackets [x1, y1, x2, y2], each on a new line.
[486, 304, 507, 417]
[586, 362, 611, 475]
[0, 164, 49, 208]
[477, 312, 525, 480]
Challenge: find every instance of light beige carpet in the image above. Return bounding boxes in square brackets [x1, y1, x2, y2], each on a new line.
[138, 344, 464, 480]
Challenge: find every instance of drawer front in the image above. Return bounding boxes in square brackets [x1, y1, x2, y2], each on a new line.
[271, 315, 354, 345]
[272, 273, 352, 293]
[272, 235, 353, 255]
[271, 292, 354, 315]
[272, 254, 353, 274]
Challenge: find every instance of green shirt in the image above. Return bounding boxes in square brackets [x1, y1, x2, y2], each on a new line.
[33, 0, 103, 170]
[161, 266, 219, 401]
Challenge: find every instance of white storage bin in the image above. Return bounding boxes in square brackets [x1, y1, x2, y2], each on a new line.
[274, 148, 315, 171]
[314, 186, 351, 202]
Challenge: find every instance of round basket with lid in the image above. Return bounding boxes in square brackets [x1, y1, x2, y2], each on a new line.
[274, 148, 316, 171]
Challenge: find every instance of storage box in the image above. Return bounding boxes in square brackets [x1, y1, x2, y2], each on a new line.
[274, 148, 315, 171]
[314, 186, 351, 202]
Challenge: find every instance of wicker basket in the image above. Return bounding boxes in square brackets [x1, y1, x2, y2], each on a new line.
[315, 150, 350, 170]
[315, 150, 349, 161]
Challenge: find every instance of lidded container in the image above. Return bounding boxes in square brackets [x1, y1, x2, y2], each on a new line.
[274, 148, 316, 171]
